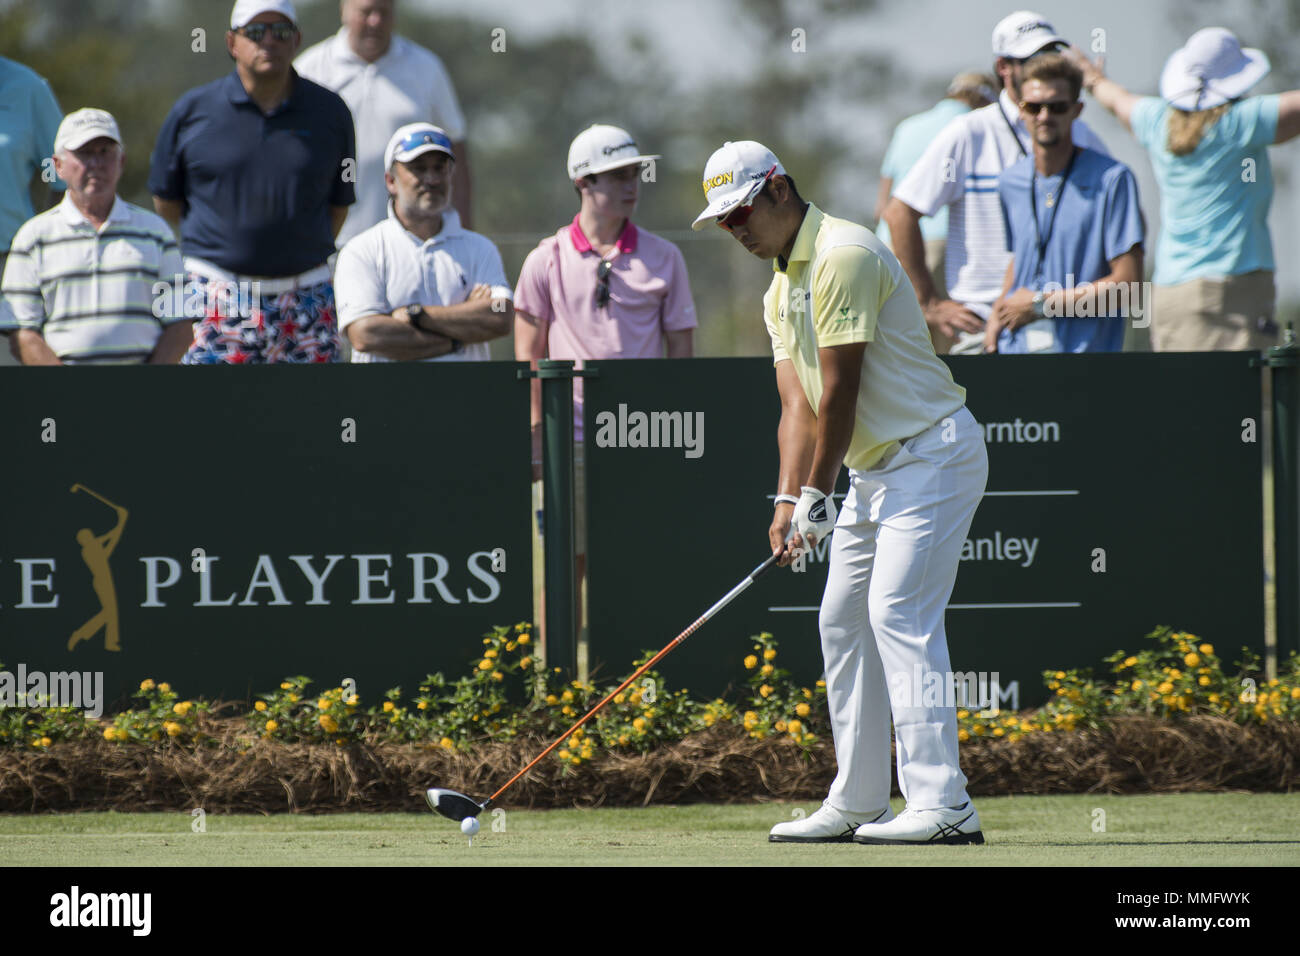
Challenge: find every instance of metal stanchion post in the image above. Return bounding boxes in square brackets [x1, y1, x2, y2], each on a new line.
[1264, 324, 1299, 658]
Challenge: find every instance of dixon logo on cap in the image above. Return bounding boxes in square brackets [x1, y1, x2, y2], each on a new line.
[703, 171, 734, 195]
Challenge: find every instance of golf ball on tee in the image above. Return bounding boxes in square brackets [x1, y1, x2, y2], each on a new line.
[461, 817, 480, 836]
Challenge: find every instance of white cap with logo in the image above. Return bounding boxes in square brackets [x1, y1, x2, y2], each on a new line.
[991, 11, 1065, 60]
[384, 123, 456, 170]
[230, 0, 298, 29]
[1159, 27, 1269, 111]
[691, 141, 785, 231]
[55, 108, 122, 153]
[567, 124, 659, 181]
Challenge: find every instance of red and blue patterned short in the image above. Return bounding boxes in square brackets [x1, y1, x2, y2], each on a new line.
[182, 275, 339, 364]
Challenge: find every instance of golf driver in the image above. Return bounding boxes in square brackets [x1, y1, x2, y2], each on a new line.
[425, 551, 780, 822]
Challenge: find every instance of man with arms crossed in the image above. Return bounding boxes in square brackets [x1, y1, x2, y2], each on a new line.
[694, 140, 987, 844]
[334, 123, 511, 361]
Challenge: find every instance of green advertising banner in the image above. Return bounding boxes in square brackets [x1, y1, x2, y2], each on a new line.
[584, 354, 1264, 706]
[0, 365, 532, 710]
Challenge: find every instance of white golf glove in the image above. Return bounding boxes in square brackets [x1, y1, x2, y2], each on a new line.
[792, 486, 836, 547]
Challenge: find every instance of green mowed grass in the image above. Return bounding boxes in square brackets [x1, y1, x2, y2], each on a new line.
[1, 794, 1297, 866]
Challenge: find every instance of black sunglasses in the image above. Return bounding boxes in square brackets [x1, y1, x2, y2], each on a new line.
[1020, 99, 1074, 116]
[236, 22, 298, 43]
[595, 259, 613, 308]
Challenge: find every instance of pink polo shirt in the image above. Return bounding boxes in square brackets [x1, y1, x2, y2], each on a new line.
[514, 216, 697, 440]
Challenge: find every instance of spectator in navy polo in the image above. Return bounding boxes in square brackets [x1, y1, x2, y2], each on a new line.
[333, 124, 512, 362]
[148, 0, 356, 363]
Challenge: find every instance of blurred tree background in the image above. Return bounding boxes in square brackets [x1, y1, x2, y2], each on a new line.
[0, 0, 892, 358]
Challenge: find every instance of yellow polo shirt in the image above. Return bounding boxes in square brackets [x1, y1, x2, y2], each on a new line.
[763, 204, 967, 471]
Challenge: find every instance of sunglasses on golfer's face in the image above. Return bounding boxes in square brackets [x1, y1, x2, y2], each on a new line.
[595, 259, 613, 308]
[717, 167, 778, 232]
[1020, 99, 1075, 116]
[236, 22, 298, 43]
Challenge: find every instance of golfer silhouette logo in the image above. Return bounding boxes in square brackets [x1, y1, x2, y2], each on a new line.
[67, 484, 127, 653]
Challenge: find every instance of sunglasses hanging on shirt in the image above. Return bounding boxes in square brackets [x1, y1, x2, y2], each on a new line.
[595, 258, 614, 308]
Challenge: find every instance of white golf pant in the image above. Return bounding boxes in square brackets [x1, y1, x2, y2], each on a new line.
[820, 405, 987, 813]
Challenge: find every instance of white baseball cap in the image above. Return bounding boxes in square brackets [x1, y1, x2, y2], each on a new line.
[992, 11, 1066, 59]
[54, 108, 122, 153]
[1159, 27, 1269, 111]
[691, 141, 785, 231]
[384, 123, 455, 170]
[567, 125, 659, 181]
[230, 0, 297, 29]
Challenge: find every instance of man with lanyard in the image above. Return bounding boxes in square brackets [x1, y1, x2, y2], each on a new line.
[883, 10, 1109, 354]
[986, 55, 1144, 353]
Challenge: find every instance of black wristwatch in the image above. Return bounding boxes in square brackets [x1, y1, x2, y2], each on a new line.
[407, 304, 460, 352]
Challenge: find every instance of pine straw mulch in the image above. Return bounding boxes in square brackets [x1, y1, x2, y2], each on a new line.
[1, 715, 1297, 813]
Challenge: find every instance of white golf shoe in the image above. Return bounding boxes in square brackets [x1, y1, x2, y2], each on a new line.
[769, 801, 896, 843]
[852, 800, 984, 845]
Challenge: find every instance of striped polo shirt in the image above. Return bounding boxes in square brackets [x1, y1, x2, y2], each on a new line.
[893, 89, 1109, 319]
[0, 194, 185, 364]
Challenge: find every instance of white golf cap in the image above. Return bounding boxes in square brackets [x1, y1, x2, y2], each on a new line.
[1159, 27, 1269, 111]
[384, 123, 456, 170]
[991, 11, 1066, 59]
[567, 124, 659, 181]
[230, 0, 297, 29]
[54, 108, 122, 153]
[691, 140, 785, 231]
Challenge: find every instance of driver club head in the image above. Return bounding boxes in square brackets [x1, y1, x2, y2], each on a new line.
[425, 787, 486, 822]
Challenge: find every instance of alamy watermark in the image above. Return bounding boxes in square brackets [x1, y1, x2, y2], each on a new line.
[0, 664, 103, 717]
[1041, 276, 1150, 328]
[152, 275, 262, 321]
[888, 666, 1019, 714]
[592, 404, 704, 459]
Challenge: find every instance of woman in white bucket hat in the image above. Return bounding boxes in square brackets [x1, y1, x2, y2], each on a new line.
[1066, 29, 1300, 351]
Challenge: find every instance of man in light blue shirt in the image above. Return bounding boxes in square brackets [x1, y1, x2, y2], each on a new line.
[988, 54, 1143, 353]
[0, 57, 64, 250]
[0, 55, 64, 366]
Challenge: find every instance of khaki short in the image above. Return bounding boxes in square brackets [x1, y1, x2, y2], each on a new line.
[1150, 270, 1279, 352]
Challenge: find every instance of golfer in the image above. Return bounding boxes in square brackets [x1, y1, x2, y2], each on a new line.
[693, 141, 987, 844]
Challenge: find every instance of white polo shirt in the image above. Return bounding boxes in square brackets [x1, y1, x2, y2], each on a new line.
[0, 194, 185, 364]
[334, 207, 511, 363]
[892, 89, 1109, 319]
[296, 30, 467, 248]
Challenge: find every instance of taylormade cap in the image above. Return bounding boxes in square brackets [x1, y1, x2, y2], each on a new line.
[1159, 27, 1269, 111]
[384, 123, 455, 170]
[230, 0, 297, 29]
[567, 125, 659, 180]
[992, 11, 1066, 59]
[54, 108, 122, 153]
[691, 140, 785, 231]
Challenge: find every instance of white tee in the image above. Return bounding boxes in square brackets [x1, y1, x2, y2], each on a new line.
[296, 29, 467, 248]
[892, 89, 1109, 319]
[334, 207, 512, 363]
